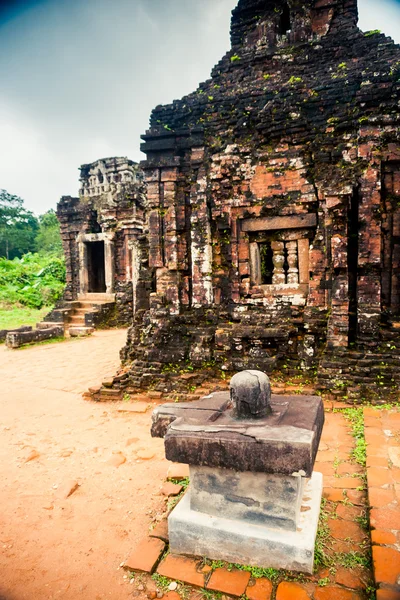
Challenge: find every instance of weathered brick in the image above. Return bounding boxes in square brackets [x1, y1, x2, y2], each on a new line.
[276, 581, 311, 599]
[373, 547, 400, 585]
[157, 555, 205, 588]
[124, 538, 165, 574]
[206, 568, 251, 596]
[246, 577, 273, 600]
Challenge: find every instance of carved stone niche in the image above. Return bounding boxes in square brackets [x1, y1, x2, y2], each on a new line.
[243, 214, 316, 295]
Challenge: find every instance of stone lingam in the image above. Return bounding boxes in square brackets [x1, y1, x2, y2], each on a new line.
[151, 370, 324, 574]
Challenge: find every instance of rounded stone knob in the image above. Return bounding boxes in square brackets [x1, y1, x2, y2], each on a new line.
[230, 370, 272, 419]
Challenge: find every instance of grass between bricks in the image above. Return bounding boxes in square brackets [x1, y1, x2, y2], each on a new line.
[139, 408, 379, 599]
[167, 478, 190, 511]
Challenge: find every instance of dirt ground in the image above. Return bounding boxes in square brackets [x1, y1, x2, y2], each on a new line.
[0, 330, 167, 600]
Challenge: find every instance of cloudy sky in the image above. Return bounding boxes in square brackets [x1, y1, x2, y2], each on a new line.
[0, 0, 399, 214]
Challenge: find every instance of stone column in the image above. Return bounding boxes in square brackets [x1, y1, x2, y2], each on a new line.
[357, 166, 382, 344]
[131, 240, 140, 314]
[250, 242, 262, 285]
[271, 241, 286, 285]
[297, 238, 310, 284]
[191, 165, 213, 306]
[325, 194, 350, 348]
[104, 238, 115, 295]
[286, 241, 299, 285]
[78, 237, 89, 295]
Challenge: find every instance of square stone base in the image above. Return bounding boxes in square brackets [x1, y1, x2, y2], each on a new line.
[168, 472, 323, 574]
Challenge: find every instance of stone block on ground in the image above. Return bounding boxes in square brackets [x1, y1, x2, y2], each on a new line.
[6, 325, 64, 348]
[124, 538, 166, 574]
[69, 326, 94, 337]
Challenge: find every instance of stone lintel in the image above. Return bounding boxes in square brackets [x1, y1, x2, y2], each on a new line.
[242, 214, 317, 233]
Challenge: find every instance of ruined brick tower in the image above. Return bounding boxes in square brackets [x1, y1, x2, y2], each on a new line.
[54, 158, 150, 329]
[121, 0, 400, 401]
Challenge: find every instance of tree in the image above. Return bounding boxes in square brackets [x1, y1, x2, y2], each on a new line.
[36, 209, 63, 256]
[0, 190, 39, 259]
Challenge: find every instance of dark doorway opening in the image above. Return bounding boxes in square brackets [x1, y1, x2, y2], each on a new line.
[259, 242, 274, 284]
[87, 241, 106, 293]
[279, 3, 291, 36]
[348, 189, 359, 344]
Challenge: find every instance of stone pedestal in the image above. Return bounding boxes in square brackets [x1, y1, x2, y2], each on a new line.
[169, 472, 322, 574]
[152, 370, 324, 574]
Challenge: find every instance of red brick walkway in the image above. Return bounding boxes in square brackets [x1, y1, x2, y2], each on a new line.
[124, 403, 386, 600]
[364, 407, 400, 599]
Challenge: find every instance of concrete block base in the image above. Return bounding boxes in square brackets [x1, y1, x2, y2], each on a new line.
[168, 472, 323, 574]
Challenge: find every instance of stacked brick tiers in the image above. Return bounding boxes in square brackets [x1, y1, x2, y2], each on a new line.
[55, 158, 150, 327]
[120, 0, 400, 399]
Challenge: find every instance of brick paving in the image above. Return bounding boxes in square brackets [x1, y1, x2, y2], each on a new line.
[364, 407, 400, 599]
[126, 402, 391, 600]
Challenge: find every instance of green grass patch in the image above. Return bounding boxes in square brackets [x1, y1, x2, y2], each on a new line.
[0, 305, 51, 331]
[335, 407, 367, 467]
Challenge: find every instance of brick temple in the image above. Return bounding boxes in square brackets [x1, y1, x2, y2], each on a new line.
[51, 157, 149, 330]
[79, 0, 400, 400]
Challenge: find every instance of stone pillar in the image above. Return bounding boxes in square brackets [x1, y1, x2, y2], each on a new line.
[286, 241, 299, 285]
[271, 241, 286, 285]
[131, 240, 140, 314]
[104, 238, 115, 295]
[325, 194, 350, 348]
[357, 166, 382, 344]
[250, 242, 262, 285]
[297, 238, 310, 284]
[78, 238, 89, 295]
[191, 164, 213, 307]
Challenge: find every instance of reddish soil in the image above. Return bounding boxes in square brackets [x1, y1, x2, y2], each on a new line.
[0, 330, 167, 600]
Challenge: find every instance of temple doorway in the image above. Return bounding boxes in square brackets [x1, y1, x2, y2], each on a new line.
[86, 241, 106, 293]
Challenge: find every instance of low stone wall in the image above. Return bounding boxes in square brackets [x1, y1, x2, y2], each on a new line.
[0, 326, 32, 342]
[6, 325, 64, 349]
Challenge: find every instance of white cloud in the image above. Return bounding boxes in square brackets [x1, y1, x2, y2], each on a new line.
[0, 0, 399, 214]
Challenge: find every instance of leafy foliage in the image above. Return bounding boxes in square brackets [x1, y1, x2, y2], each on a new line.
[0, 189, 39, 259]
[36, 210, 63, 256]
[0, 252, 66, 309]
[0, 189, 65, 309]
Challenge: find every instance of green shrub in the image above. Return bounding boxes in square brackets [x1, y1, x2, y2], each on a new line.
[0, 252, 66, 309]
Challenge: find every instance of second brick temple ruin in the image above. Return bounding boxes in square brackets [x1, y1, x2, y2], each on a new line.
[58, 0, 400, 400]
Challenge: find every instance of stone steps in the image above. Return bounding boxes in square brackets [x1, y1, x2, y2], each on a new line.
[69, 315, 86, 324]
[78, 293, 115, 302]
[69, 326, 94, 337]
